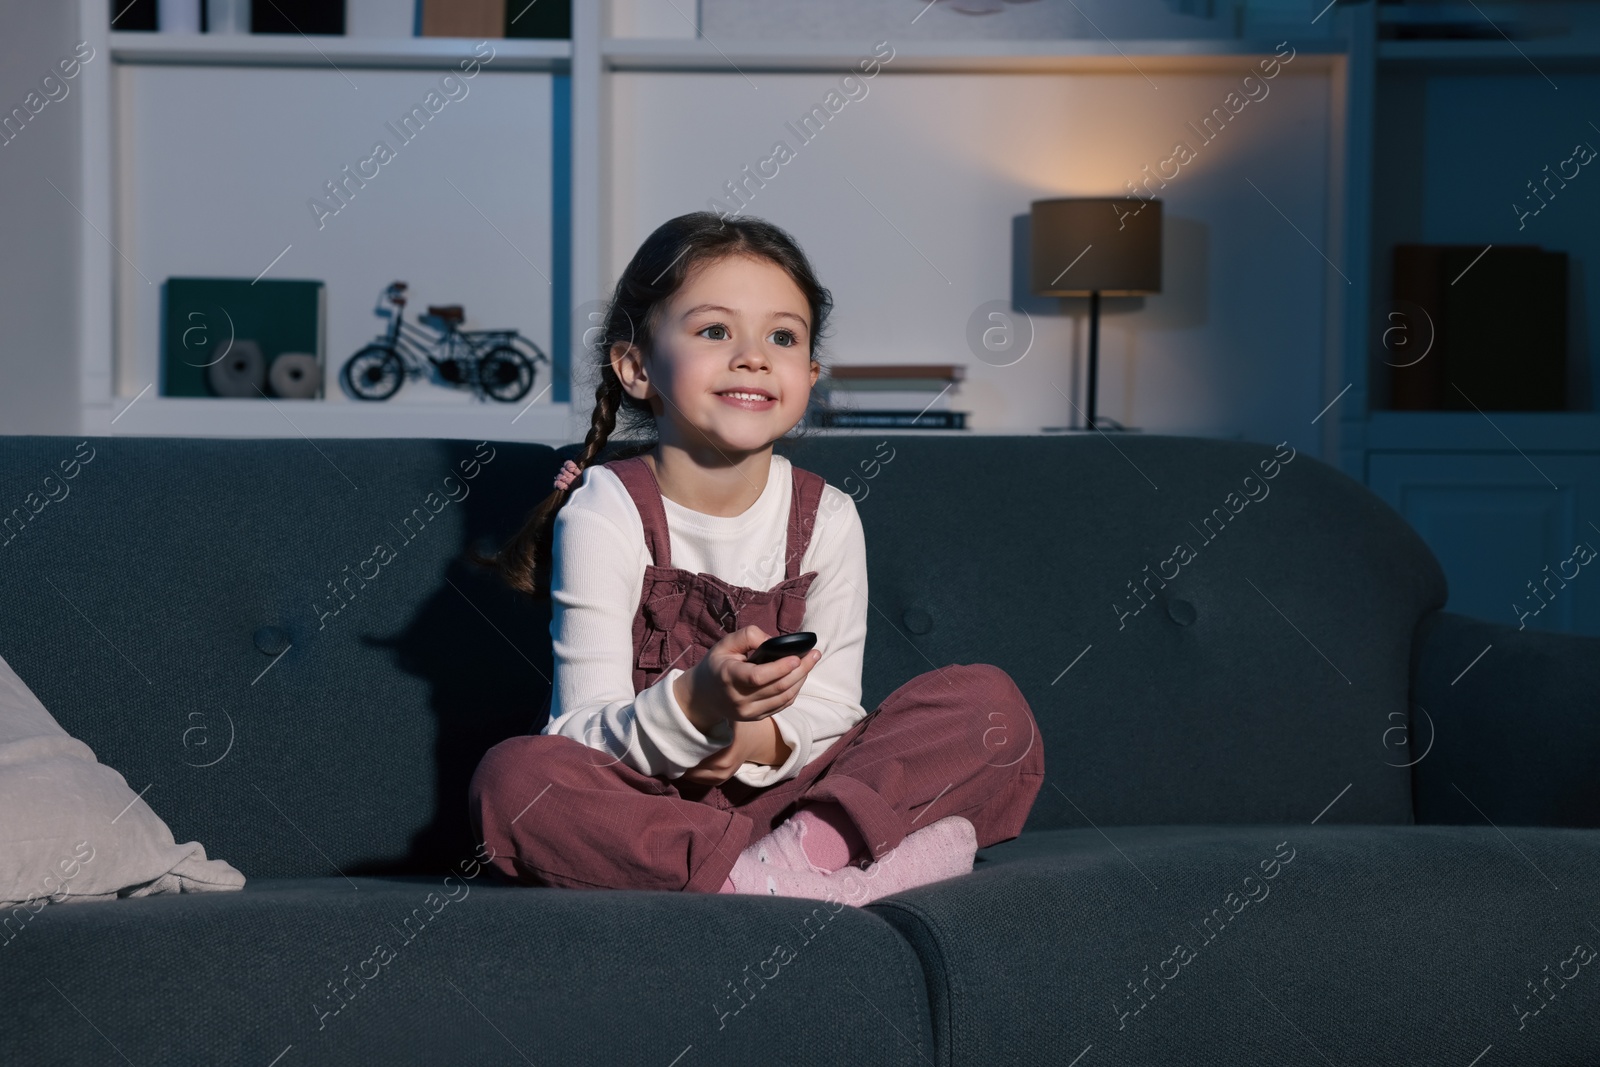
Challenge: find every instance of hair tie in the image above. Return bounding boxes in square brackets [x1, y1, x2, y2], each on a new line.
[553, 459, 583, 492]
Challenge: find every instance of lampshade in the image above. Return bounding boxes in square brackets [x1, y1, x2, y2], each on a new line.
[1030, 198, 1163, 297]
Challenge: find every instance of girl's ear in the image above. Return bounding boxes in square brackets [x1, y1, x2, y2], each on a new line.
[610, 341, 652, 400]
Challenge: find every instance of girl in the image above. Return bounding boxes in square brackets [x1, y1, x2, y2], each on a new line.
[468, 212, 1043, 903]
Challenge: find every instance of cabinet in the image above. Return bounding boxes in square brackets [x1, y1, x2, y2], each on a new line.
[1367, 443, 1600, 635]
[1338, 2, 1600, 634]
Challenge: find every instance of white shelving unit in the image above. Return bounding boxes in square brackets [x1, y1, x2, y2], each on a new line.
[71, 0, 1355, 446]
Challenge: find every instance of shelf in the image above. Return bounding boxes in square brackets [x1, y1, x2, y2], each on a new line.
[601, 37, 1346, 75]
[108, 32, 571, 72]
[1366, 411, 1600, 453]
[92, 397, 578, 443]
[1378, 38, 1600, 69]
[1377, 1, 1600, 28]
[89, 400, 1129, 441]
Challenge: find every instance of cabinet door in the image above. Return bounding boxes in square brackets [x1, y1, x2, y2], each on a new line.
[1367, 453, 1600, 636]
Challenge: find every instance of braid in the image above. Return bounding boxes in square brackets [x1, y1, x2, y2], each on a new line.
[466, 373, 628, 598]
[575, 376, 621, 472]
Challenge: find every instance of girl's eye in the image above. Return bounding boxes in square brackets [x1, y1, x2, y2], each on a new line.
[699, 324, 729, 341]
[770, 329, 798, 347]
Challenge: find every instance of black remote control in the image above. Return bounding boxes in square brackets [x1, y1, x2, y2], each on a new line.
[747, 631, 817, 665]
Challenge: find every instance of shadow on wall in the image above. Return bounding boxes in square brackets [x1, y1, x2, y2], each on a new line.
[342, 441, 587, 876]
[346, 439, 659, 876]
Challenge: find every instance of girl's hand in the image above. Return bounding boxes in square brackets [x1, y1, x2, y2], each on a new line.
[673, 624, 822, 734]
[677, 718, 793, 787]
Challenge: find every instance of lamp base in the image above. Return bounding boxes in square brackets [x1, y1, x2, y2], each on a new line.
[1041, 423, 1141, 434]
[1085, 415, 1132, 432]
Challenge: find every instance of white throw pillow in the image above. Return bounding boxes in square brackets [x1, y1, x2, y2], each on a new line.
[0, 651, 245, 912]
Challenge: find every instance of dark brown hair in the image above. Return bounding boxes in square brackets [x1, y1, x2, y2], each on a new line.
[470, 211, 834, 598]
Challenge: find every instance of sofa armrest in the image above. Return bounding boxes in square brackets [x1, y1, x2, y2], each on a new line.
[1409, 610, 1600, 827]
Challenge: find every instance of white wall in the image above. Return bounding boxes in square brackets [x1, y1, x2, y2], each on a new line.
[611, 66, 1332, 445]
[0, 0, 85, 434]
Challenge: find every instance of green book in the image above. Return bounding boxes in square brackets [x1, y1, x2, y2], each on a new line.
[505, 0, 570, 38]
[162, 277, 325, 398]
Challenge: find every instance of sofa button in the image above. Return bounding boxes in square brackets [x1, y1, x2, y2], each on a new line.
[1166, 599, 1197, 626]
[254, 626, 291, 655]
[902, 608, 933, 634]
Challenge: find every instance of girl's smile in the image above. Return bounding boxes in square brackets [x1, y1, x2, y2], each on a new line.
[714, 390, 778, 411]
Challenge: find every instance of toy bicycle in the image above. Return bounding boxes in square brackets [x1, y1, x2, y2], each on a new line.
[341, 281, 549, 403]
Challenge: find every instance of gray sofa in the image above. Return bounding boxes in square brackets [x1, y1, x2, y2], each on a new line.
[3, 432, 1597, 1066]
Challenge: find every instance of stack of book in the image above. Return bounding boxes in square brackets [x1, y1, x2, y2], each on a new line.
[812, 364, 967, 430]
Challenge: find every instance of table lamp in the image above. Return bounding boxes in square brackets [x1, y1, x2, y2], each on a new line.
[1030, 197, 1163, 431]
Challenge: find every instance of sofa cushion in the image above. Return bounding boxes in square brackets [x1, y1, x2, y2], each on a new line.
[869, 824, 1600, 1066]
[0, 650, 245, 906]
[1, 872, 935, 1067]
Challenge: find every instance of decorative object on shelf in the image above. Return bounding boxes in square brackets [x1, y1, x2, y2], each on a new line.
[505, 0, 570, 39]
[1387, 244, 1567, 412]
[206, 338, 265, 397]
[203, 0, 250, 34]
[913, 0, 1038, 17]
[1030, 196, 1163, 432]
[813, 364, 968, 430]
[111, 0, 159, 30]
[162, 277, 326, 399]
[1380, 7, 1538, 42]
[344, 0, 412, 36]
[422, 0, 504, 37]
[159, 0, 201, 33]
[268, 352, 322, 399]
[340, 281, 548, 403]
[251, 0, 343, 35]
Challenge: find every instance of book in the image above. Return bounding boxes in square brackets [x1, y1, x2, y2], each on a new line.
[505, 0, 570, 38]
[111, 0, 158, 30]
[821, 378, 961, 394]
[1389, 245, 1566, 411]
[162, 277, 326, 399]
[422, 0, 505, 37]
[820, 389, 954, 411]
[812, 410, 967, 430]
[252, 0, 344, 34]
[827, 363, 966, 382]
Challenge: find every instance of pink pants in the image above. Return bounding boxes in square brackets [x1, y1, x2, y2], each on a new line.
[469, 663, 1046, 893]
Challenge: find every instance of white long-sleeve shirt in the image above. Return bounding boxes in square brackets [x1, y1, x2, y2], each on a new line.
[541, 453, 870, 787]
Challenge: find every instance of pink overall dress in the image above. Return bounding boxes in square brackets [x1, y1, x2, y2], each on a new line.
[468, 454, 1045, 893]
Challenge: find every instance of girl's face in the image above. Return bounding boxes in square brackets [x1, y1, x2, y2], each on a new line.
[615, 253, 820, 457]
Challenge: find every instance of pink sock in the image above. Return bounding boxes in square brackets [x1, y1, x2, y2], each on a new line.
[792, 802, 868, 873]
[715, 802, 865, 880]
[714, 817, 871, 901]
[831, 816, 978, 905]
[717, 816, 978, 902]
